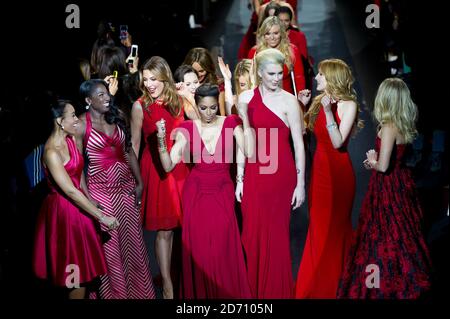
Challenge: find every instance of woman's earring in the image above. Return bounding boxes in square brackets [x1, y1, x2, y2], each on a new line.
[61, 125, 64, 130]
[86, 104, 90, 110]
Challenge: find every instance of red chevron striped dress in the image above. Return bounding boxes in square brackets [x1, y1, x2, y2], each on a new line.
[84, 112, 155, 299]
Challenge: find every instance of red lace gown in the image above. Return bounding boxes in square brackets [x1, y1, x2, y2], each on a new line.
[178, 116, 252, 299]
[33, 136, 107, 286]
[337, 136, 432, 299]
[241, 87, 297, 298]
[295, 102, 355, 298]
[248, 44, 305, 95]
[84, 112, 155, 299]
[138, 98, 189, 231]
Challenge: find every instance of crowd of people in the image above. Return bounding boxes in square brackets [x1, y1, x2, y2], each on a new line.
[1, 0, 440, 300]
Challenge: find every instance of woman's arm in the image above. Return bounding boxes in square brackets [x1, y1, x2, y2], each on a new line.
[286, 94, 306, 209]
[323, 98, 357, 149]
[44, 149, 118, 229]
[365, 124, 396, 173]
[130, 100, 144, 158]
[219, 91, 226, 116]
[127, 147, 144, 206]
[235, 90, 256, 158]
[218, 57, 235, 115]
[156, 122, 188, 173]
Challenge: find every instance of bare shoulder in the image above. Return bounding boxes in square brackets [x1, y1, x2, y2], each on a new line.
[238, 89, 255, 104]
[281, 91, 300, 110]
[43, 145, 61, 166]
[338, 99, 357, 111]
[132, 99, 144, 111]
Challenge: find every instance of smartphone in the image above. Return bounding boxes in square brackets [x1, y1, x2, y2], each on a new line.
[119, 25, 128, 40]
[131, 44, 138, 58]
[113, 70, 118, 78]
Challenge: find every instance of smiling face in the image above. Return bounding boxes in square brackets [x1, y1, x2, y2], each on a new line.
[264, 24, 281, 48]
[59, 104, 79, 135]
[278, 12, 291, 30]
[259, 62, 283, 91]
[142, 69, 165, 99]
[183, 72, 200, 95]
[86, 84, 111, 114]
[197, 96, 219, 124]
[192, 62, 207, 83]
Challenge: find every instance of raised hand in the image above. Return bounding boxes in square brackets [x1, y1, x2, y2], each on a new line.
[298, 89, 311, 106]
[218, 56, 232, 81]
[321, 94, 332, 112]
[156, 118, 166, 137]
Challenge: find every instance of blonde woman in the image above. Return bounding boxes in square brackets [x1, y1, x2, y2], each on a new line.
[295, 59, 363, 298]
[218, 57, 255, 115]
[238, 48, 306, 298]
[131, 56, 189, 299]
[248, 16, 305, 96]
[338, 78, 432, 299]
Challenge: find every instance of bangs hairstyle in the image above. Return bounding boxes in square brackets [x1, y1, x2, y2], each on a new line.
[174, 64, 198, 83]
[305, 58, 364, 132]
[139, 56, 181, 117]
[183, 48, 218, 85]
[233, 59, 253, 95]
[374, 78, 418, 143]
[194, 84, 220, 105]
[254, 48, 285, 86]
[256, 16, 293, 71]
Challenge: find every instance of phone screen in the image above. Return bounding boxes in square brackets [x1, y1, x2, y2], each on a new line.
[120, 25, 128, 40]
[132, 46, 137, 57]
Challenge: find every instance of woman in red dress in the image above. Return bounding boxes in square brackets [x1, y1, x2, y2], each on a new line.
[131, 56, 189, 299]
[155, 84, 254, 298]
[248, 16, 305, 97]
[295, 59, 363, 298]
[238, 48, 306, 298]
[33, 100, 118, 299]
[337, 78, 432, 299]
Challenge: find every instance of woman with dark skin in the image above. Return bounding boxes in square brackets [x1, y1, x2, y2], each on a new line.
[78, 79, 155, 299]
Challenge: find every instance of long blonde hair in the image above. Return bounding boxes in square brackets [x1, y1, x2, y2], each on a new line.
[234, 59, 254, 95]
[140, 56, 181, 117]
[256, 16, 293, 71]
[374, 78, 418, 143]
[305, 58, 363, 131]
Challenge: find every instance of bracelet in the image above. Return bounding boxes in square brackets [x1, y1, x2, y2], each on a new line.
[296, 168, 301, 175]
[236, 174, 244, 183]
[157, 133, 167, 152]
[99, 213, 105, 223]
[326, 122, 337, 131]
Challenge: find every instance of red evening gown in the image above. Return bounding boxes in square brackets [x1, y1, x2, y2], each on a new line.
[248, 44, 305, 95]
[337, 137, 432, 299]
[295, 102, 355, 298]
[241, 87, 297, 298]
[33, 136, 107, 286]
[179, 115, 252, 299]
[138, 98, 189, 231]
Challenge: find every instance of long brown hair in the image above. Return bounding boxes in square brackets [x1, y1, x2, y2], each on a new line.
[139, 56, 181, 117]
[183, 48, 218, 85]
[305, 59, 364, 132]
